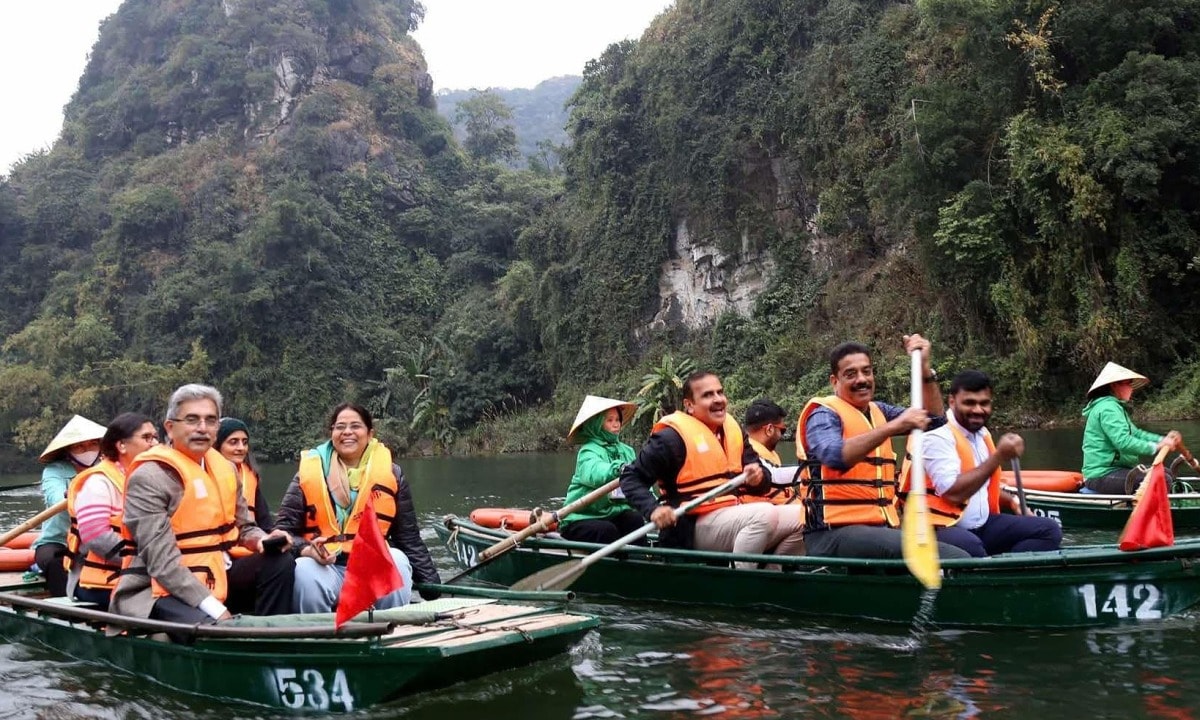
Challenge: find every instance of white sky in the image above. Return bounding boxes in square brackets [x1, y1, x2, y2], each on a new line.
[0, 0, 672, 175]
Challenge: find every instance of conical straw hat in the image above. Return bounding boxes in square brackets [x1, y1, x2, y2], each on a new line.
[567, 395, 638, 443]
[39, 415, 106, 462]
[1087, 362, 1149, 397]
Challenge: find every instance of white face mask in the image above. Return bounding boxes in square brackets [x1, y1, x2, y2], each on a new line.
[70, 449, 100, 467]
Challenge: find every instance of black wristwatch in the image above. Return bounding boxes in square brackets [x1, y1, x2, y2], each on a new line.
[923, 369, 939, 384]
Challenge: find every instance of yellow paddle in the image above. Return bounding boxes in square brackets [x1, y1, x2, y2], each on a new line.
[901, 349, 941, 589]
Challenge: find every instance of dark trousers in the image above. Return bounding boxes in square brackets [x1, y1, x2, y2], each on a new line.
[1084, 467, 1174, 495]
[937, 514, 1063, 557]
[559, 510, 648, 545]
[73, 586, 112, 610]
[34, 543, 68, 597]
[225, 551, 296, 616]
[804, 525, 972, 560]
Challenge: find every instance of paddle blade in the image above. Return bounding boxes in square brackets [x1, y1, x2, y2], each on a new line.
[510, 559, 584, 593]
[1119, 463, 1175, 551]
[901, 492, 942, 589]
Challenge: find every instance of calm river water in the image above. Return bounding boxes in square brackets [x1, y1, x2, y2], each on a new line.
[1, 424, 1200, 719]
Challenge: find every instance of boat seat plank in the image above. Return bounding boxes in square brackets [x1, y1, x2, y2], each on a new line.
[397, 613, 589, 648]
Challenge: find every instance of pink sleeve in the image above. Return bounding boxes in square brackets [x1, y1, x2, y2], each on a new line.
[76, 475, 122, 544]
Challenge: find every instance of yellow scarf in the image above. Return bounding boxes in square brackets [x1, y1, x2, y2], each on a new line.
[328, 438, 379, 515]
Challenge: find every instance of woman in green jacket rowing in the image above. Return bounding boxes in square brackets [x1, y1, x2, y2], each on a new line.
[558, 396, 647, 544]
[1081, 362, 1181, 494]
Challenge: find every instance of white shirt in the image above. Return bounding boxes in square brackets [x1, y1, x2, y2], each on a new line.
[923, 412, 994, 530]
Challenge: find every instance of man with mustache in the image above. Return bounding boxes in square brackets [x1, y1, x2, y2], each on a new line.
[110, 384, 296, 626]
[906, 370, 1062, 556]
[621, 371, 806, 568]
[799, 336, 972, 559]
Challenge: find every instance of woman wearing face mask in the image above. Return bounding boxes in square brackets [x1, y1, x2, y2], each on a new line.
[65, 413, 158, 608]
[33, 415, 107, 596]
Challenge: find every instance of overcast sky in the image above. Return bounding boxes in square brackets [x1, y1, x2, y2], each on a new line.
[0, 0, 671, 175]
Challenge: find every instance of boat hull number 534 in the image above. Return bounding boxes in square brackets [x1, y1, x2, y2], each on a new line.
[272, 667, 354, 711]
[1078, 583, 1162, 620]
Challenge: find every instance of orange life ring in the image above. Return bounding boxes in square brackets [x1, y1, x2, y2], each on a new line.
[3, 532, 38, 550]
[999, 470, 1084, 492]
[469, 508, 538, 531]
[0, 548, 34, 572]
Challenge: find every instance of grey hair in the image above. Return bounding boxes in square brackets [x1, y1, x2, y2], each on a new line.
[165, 383, 223, 422]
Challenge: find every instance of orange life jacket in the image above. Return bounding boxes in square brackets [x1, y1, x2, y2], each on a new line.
[798, 396, 899, 530]
[898, 424, 1001, 527]
[65, 459, 127, 590]
[749, 437, 802, 506]
[228, 462, 261, 559]
[653, 412, 749, 515]
[122, 446, 240, 602]
[296, 444, 398, 555]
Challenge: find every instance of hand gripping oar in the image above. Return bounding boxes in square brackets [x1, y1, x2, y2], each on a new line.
[510, 472, 749, 592]
[900, 349, 941, 590]
[444, 479, 622, 584]
[0, 499, 67, 548]
[1010, 458, 1029, 516]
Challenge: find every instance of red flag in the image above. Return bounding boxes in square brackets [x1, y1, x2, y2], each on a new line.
[1119, 463, 1175, 551]
[335, 503, 404, 627]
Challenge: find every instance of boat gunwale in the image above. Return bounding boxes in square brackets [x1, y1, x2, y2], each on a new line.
[443, 516, 1200, 572]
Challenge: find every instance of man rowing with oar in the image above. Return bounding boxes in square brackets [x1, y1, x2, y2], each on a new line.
[798, 336, 971, 560]
[901, 369, 1062, 556]
[619, 371, 805, 568]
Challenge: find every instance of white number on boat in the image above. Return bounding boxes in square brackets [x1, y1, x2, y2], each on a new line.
[1078, 583, 1163, 620]
[272, 668, 354, 711]
[1031, 508, 1061, 526]
[455, 539, 477, 567]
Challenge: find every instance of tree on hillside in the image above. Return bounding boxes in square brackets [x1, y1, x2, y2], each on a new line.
[455, 91, 519, 163]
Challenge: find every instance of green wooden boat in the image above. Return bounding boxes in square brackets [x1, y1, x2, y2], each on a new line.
[439, 517, 1200, 629]
[0, 575, 597, 712]
[1014, 487, 1200, 530]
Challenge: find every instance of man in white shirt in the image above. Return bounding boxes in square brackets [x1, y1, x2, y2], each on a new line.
[918, 370, 1062, 557]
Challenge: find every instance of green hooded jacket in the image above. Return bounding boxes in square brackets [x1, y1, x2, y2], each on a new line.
[1081, 395, 1163, 479]
[559, 414, 637, 526]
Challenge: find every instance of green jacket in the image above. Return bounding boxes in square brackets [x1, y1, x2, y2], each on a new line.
[559, 415, 637, 527]
[1081, 395, 1162, 479]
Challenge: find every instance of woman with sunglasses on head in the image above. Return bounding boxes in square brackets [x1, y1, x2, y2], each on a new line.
[34, 415, 107, 597]
[274, 403, 441, 613]
[65, 413, 158, 608]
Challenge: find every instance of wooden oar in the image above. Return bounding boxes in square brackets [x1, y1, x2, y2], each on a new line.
[1010, 458, 1029, 515]
[900, 349, 941, 590]
[444, 479, 621, 585]
[510, 472, 749, 592]
[0, 499, 67, 548]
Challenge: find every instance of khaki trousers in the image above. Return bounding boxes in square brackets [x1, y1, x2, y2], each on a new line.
[695, 503, 805, 569]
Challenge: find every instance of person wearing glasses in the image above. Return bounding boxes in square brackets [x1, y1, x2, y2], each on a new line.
[742, 399, 807, 556]
[65, 412, 158, 608]
[33, 414, 107, 597]
[275, 403, 442, 613]
[110, 384, 296, 626]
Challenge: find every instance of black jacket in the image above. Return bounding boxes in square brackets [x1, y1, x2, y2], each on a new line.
[274, 462, 442, 597]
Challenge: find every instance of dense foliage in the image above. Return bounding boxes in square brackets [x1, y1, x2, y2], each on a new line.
[4, 0, 1200, 466]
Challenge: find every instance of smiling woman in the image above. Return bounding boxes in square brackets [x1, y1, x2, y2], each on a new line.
[273, 403, 443, 614]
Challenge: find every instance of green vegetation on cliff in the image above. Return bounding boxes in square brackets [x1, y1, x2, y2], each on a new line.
[3, 0, 1200, 465]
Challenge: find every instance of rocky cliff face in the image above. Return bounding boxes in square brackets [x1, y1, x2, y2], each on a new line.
[649, 220, 775, 331]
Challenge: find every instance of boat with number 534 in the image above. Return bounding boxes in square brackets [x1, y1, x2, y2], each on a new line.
[438, 516, 1200, 629]
[0, 574, 597, 712]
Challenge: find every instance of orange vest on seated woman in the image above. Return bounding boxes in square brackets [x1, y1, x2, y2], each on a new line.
[65, 459, 127, 591]
[228, 463, 261, 559]
[798, 396, 899, 530]
[898, 425, 1001, 527]
[297, 444, 398, 555]
[653, 412, 753, 515]
[121, 446, 241, 602]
